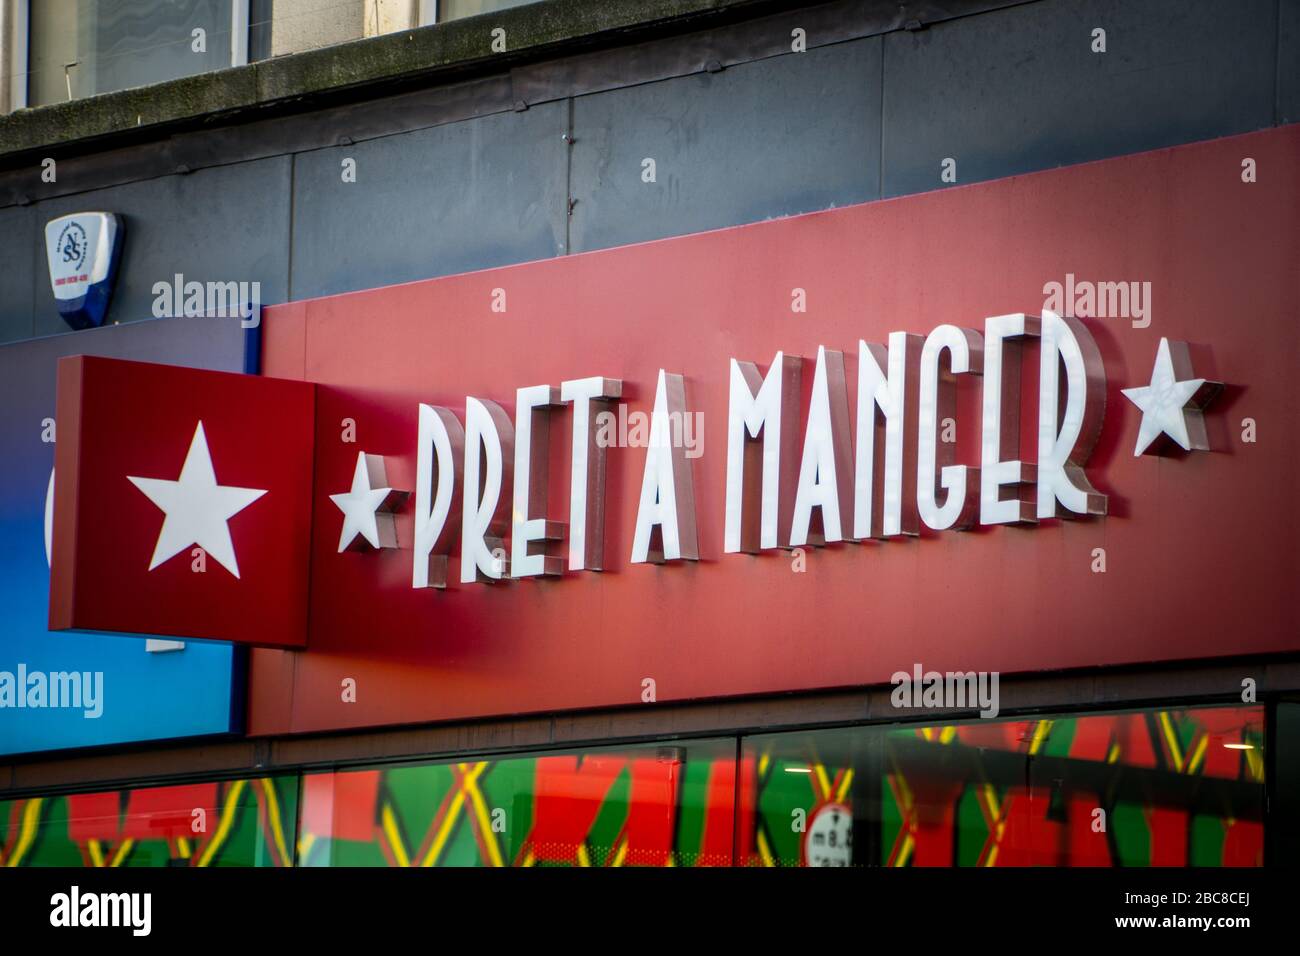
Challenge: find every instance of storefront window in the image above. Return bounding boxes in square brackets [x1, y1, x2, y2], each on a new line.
[27, 0, 237, 107]
[0, 706, 1269, 867]
[297, 738, 737, 867]
[741, 705, 1266, 867]
[0, 775, 299, 867]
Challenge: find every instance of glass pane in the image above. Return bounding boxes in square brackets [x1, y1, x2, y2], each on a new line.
[439, 0, 534, 24]
[28, 0, 235, 107]
[298, 738, 736, 866]
[1276, 702, 1300, 863]
[740, 705, 1266, 867]
[0, 776, 299, 867]
[248, 0, 273, 62]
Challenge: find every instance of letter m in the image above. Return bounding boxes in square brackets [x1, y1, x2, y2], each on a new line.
[101, 893, 130, 927]
[51, 672, 80, 709]
[207, 280, 239, 318]
[724, 353, 802, 553]
[1096, 281, 1129, 319]
[946, 671, 979, 709]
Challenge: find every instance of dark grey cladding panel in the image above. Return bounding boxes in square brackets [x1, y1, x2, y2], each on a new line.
[568, 38, 881, 254]
[1280, 0, 1300, 125]
[881, 0, 1280, 198]
[28, 157, 292, 340]
[289, 103, 568, 300]
[0, 205, 35, 344]
[0, 1, 1020, 210]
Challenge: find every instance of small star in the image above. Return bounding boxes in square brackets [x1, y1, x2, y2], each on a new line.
[330, 452, 408, 552]
[1121, 338, 1222, 456]
[128, 421, 267, 578]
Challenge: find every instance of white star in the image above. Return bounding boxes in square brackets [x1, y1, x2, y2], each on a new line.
[1121, 337, 1220, 456]
[329, 452, 407, 552]
[128, 421, 267, 578]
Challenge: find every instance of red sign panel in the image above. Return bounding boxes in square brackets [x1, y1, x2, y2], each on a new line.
[238, 126, 1298, 735]
[49, 356, 315, 648]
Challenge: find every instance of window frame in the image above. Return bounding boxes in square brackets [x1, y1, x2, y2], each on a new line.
[230, 0, 249, 67]
[10, 0, 28, 110]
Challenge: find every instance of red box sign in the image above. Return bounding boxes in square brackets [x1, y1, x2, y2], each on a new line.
[49, 356, 315, 648]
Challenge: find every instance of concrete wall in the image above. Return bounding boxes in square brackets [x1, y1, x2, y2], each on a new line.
[1, 0, 1297, 343]
[270, 0, 365, 57]
[270, 0, 420, 57]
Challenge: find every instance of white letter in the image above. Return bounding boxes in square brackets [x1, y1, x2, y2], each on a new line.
[980, 313, 1039, 525]
[511, 385, 563, 578]
[241, 281, 261, 329]
[151, 281, 170, 318]
[631, 371, 698, 563]
[724, 353, 801, 553]
[917, 325, 983, 530]
[133, 894, 151, 937]
[1037, 311, 1107, 518]
[855, 333, 922, 538]
[791, 347, 854, 545]
[413, 405, 464, 589]
[561, 377, 622, 571]
[50, 893, 70, 927]
[461, 398, 514, 582]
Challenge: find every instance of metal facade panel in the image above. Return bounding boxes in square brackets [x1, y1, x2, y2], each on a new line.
[289, 103, 568, 300]
[2, 2, 1289, 349]
[27, 157, 292, 341]
[0, 2, 1016, 210]
[1280, 0, 1300, 125]
[568, 38, 882, 253]
[881, 0, 1280, 197]
[0, 205, 34, 344]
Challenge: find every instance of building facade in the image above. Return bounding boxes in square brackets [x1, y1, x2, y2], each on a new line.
[0, 0, 1298, 869]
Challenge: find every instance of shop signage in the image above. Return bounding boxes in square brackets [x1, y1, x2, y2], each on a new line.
[40, 125, 1300, 735]
[46, 316, 1218, 648]
[49, 356, 314, 648]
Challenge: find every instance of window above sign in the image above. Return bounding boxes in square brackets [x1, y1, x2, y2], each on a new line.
[25, 0, 244, 108]
[12, 0, 539, 111]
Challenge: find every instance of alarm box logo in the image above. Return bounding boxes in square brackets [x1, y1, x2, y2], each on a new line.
[44, 212, 124, 330]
